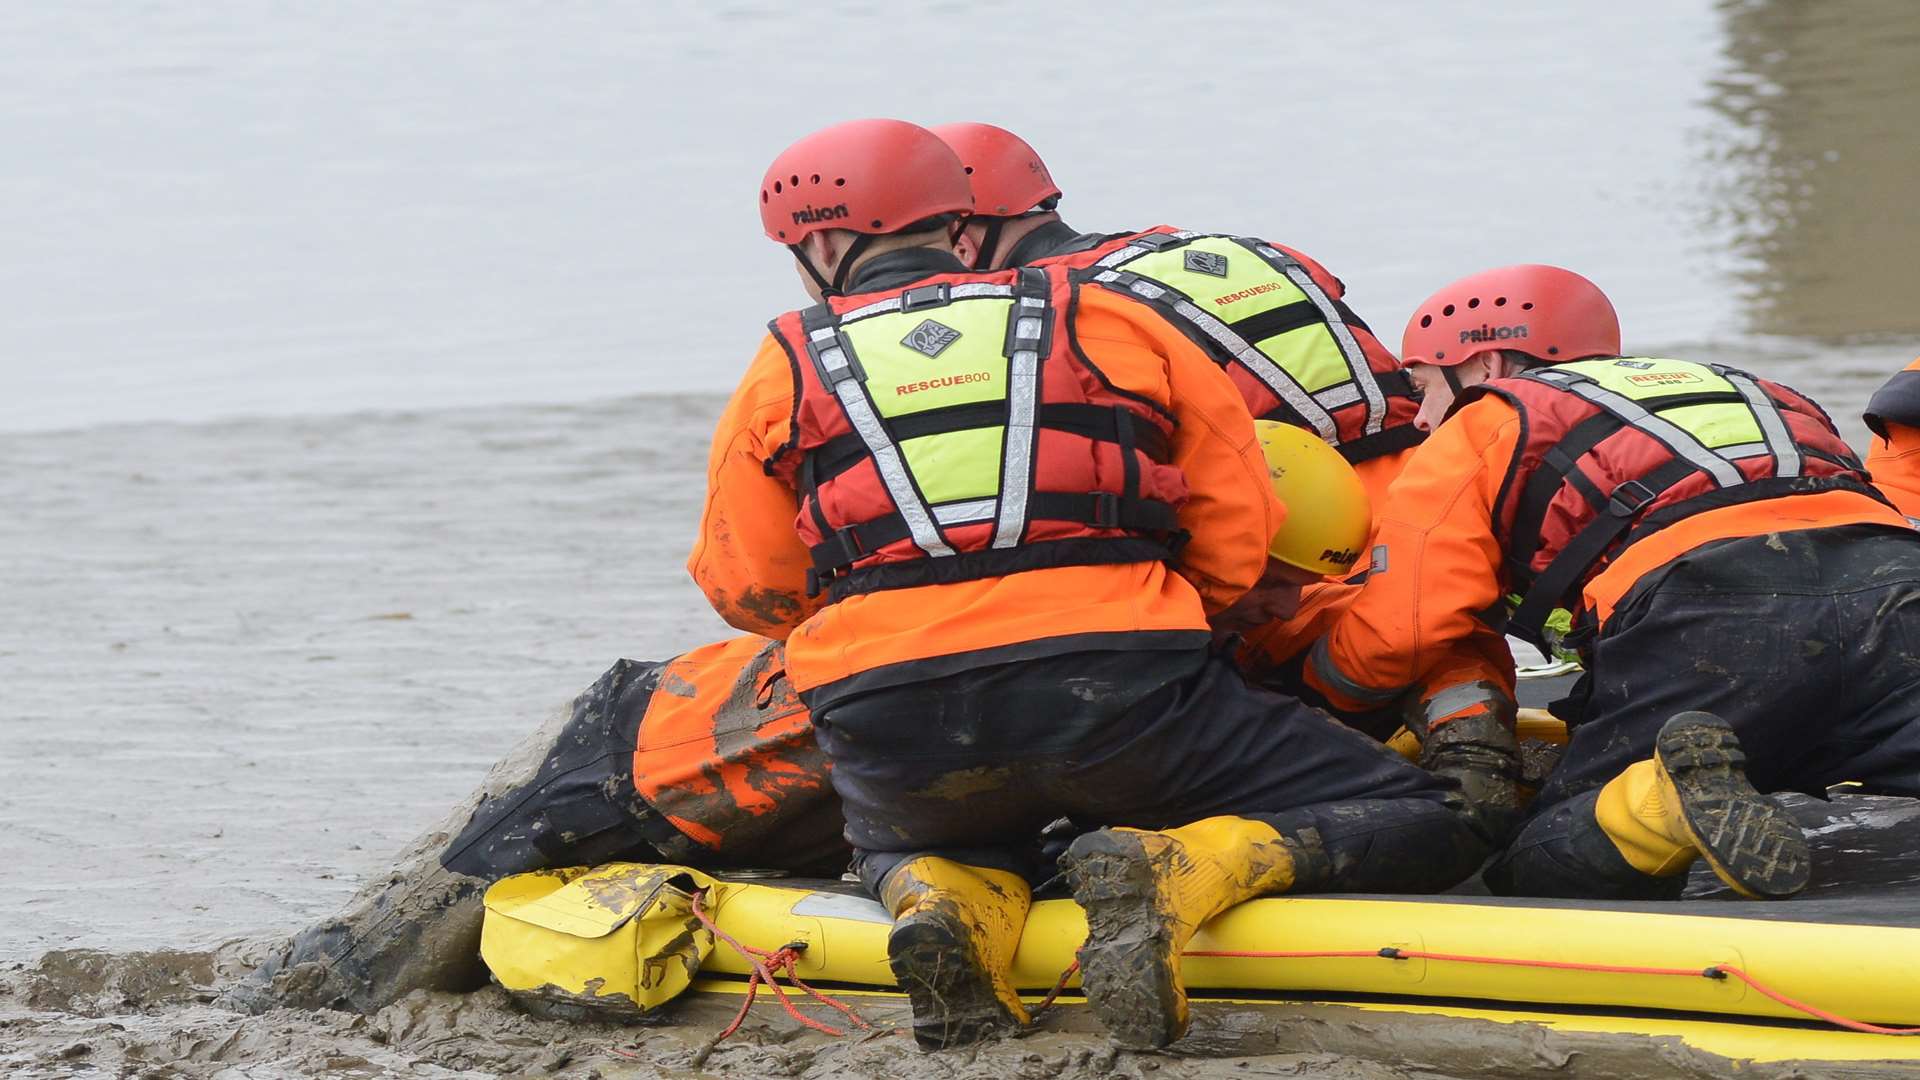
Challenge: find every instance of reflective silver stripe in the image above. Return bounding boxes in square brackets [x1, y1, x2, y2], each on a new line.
[992, 291, 1048, 548]
[811, 327, 953, 559]
[1725, 372, 1802, 478]
[1093, 269, 1338, 442]
[1535, 370, 1746, 488]
[1308, 638, 1404, 707]
[1092, 230, 1202, 270]
[834, 296, 903, 323]
[1314, 384, 1364, 410]
[1421, 682, 1513, 726]
[933, 498, 996, 525]
[1722, 442, 1771, 460]
[1261, 245, 1387, 436]
[836, 283, 1016, 325]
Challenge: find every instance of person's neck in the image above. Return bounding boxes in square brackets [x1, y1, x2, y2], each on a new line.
[992, 214, 1073, 268]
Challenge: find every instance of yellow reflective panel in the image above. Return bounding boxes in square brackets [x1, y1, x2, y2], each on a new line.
[899, 428, 1005, 505]
[1121, 236, 1308, 324]
[847, 299, 1015, 418]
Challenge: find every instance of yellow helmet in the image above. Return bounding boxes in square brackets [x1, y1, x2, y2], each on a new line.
[1255, 421, 1373, 577]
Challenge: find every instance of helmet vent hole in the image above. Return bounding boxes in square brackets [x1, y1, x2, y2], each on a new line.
[1521, 302, 1534, 310]
[834, 177, 846, 186]
[761, 191, 768, 204]
[1442, 304, 1456, 317]
[811, 174, 820, 184]
[1494, 296, 1507, 307]
[1419, 315, 1433, 328]
[1467, 297, 1480, 309]
[790, 174, 800, 186]
[964, 166, 975, 174]
[773, 181, 782, 194]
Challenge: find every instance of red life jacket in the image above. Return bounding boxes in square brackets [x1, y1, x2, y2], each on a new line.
[1036, 226, 1424, 465]
[1467, 357, 1882, 646]
[765, 265, 1188, 601]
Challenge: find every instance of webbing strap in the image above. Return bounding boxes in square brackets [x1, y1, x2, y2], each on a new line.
[834, 282, 1014, 324]
[992, 268, 1052, 549]
[1507, 458, 1697, 647]
[810, 492, 1180, 574]
[804, 402, 1171, 488]
[801, 306, 953, 559]
[1332, 422, 1427, 465]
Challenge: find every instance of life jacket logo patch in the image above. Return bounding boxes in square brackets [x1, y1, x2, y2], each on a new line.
[1184, 250, 1230, 277]
[1612, 359, 1655, 370]
[901, 319, 962, 358]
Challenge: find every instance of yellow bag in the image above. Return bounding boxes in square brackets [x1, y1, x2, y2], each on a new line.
[480, 863, 720, 1016]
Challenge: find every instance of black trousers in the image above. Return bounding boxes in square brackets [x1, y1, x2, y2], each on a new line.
[808, 646, 1487, 896]
[1487, 525, 1920, 898]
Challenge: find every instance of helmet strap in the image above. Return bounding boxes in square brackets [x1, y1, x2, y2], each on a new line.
[1441, 363, 1466, 398]
[826, 232, 878, 297]
[969, 217, 1008, 271]
[789, 244, 835, 296]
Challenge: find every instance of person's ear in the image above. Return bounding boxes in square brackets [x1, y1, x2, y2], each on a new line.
[952, 221, 984, 266]
[801, 231, 842, 274]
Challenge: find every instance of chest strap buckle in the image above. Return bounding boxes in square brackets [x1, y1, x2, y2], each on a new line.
[1607, 479, 1657, 517]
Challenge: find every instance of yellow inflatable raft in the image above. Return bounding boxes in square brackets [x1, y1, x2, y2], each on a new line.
[478, 795, 1920, 1067]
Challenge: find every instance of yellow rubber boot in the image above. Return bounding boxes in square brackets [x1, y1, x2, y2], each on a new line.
[1060, 816, 1304, 1049]
[1592, 712, 1810, 899]
[879, 857, 1032, 1051]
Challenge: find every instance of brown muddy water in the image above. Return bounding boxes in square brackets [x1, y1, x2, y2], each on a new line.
[7, 0, 1920, 1076]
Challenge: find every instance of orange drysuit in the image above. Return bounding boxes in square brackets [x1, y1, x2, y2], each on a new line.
[688, 277, 1282, 696]
[1305, 395, 1908, 714]
[1866, 358, 1920, 519]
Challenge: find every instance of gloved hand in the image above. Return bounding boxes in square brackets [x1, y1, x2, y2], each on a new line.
[1408, 690, 1523, 846]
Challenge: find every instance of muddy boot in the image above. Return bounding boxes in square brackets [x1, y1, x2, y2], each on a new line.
[880, 857, 1032, 1051]
[221, 659, 667, 1013]
[1060, 816, 1305, 1049]
[1593, 712, 1810, 900]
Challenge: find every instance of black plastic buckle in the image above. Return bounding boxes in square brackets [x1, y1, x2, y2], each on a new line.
[1091, 493, 1122, 528]
[1607, 479, 1656, 517]
[901, 283, 949, 312]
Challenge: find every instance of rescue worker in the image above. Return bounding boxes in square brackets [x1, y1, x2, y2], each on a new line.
[1306, 263, 1920, 902]
[226, 636, 845, 1014]
[694, 118, 1487, 1051]
[932, 123, 1514, 821]
[1865, 357, 1920, 519]
[928, 121, 1423, 507]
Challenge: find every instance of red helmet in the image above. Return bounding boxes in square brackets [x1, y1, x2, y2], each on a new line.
[759, 119, 973, 245]
[1401, 265, 1621, 367]
[929, 122, 1062, 217]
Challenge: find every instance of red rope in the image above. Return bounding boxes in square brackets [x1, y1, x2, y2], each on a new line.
[1039, 945, 1920, 1037]
[689, 889, 873, 1041]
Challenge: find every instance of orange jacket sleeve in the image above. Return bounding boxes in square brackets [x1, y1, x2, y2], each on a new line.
[1868, 422, 1920, 521]
[685, 334, 824, 639]
[1071, 287, 1283, 614]
[1306, 396, 1521, 712]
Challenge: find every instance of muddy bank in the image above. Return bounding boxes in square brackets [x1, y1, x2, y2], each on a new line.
[11, 949, 1917, 1080]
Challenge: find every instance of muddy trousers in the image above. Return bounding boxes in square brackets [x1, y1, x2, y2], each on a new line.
[1486, 526, 1920, 899]
[808, 647, 1489, 897]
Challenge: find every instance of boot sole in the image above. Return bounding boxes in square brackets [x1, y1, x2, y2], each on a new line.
[887, 912, 1023, 1051]
[1655, 713, 1810, 900]
[1060, 831, 1187, 1050]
